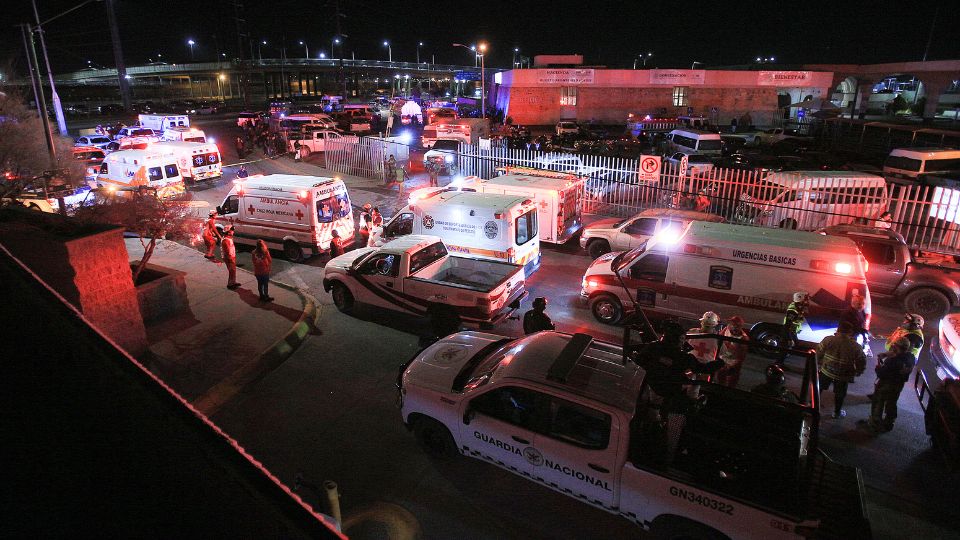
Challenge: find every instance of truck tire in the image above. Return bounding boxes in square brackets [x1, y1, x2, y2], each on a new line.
[750, 323, 785, 359]
[590, 294, 623, 324]
[904, 288, 951, 322]
[587, 239, 611, 259]
[331, 282, 355, 314]
[413, 417, 458, 459]
[778, 218, 798, 230]
[283, 240, 304, 262]
[648, 516, 729, 540]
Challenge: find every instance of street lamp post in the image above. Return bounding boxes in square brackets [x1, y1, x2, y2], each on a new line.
[299, 40, 309, 59]
[478, 43, 487, 119]
[417, 41, 423, 65]
[332, 37, 340, 59]
[187, 39, 195, 61]
[383, 41, 391, 62]
[513, 48, 519, 68]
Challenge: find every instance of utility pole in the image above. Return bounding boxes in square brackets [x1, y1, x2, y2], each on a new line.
[31, 0, 67, 136]
[232, 0, 250, 106]
[922, 3, 940, 62]
[22, 23, 57, 168]
[335, 0, 347, 98]
[105, 0, 132, 110]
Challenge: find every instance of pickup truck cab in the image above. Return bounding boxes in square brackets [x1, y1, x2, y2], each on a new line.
[322, 235, 527, 327]
[423, 139, 460, 174]
[399, 329, 870, 539]
[820, 224, 960, 320]
[288, 128, 358, 156]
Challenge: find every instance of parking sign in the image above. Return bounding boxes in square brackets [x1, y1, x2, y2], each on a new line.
[639, 155, 661, 183]
[679, 155, 689, 177]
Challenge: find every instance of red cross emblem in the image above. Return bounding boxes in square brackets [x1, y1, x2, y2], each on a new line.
[247, 204, 255, 215]
[539, 200, 549, 209]
[295, 209, 304, 221]
[692, 340, 712, 358]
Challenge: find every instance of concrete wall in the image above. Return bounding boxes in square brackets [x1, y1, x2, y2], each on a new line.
[0, 213, 148, 356]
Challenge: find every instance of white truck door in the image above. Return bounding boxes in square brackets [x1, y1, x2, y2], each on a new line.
[461, 385, 541, 477]
[528, 394, 618, 509]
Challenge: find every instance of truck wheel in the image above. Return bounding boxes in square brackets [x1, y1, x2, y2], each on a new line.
[590, 294, 622, 324]
[779, 218, 798, 230]
[283, 240, 304, 262]
[413, 417, 458, 459]
[299, 146, 311, 158]
[331, 282, 355, 314]
[648, 516, 729, 540]
[587, 239, 611, 259]
[904, 288, 950, 321]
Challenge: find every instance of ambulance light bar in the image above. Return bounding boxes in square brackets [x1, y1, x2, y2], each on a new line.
[681, 244, 719, 256]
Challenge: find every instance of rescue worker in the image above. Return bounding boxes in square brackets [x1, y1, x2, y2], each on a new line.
[236, 164, 249, 179]
[865, 336, 915, 432]
[222, 227, 239, 290]
[202, 210, 221, 259]
[886, 313, 925, 359]
[293, 141, 302, 162]
[358, 203, 372, 246]
[251, 239, 273, 302]
[235, 135, 246, 159]
[523, 297, 556, 335]
[371, 206, 383, 227]
[874, 211, 893, 230]
[717, 315, 749, 388]
[693, 189, 711, 212]
[780, 291, 810, 364]
[329, 229, 345, 258]
[751, 364, 799, 403]
[385, 154, 397, 185]
[839, 294, 872, 358]
[637, 322, 725, 465]
[427, 159, 441, 187]
[687, 311, 720, 364]
[817, 320, 866, 419]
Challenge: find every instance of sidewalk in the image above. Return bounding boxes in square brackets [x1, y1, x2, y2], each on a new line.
[126, 238, 319, 416]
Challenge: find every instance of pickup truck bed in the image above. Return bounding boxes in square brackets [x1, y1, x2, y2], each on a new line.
[412, 256, 517, 291]
[806, 451, 871, 539]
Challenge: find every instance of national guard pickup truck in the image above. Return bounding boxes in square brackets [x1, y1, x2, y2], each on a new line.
[398, 329, 870, 539]
[322, 235, 527, 327]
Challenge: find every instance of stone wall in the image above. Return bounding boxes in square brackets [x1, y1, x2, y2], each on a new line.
[0, 211, 147, 356]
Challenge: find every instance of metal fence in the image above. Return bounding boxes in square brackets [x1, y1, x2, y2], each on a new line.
[322, 139, 960, 256]
[325, 137, 412, 183]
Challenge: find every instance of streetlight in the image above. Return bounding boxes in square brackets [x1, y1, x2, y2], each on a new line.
[258, 40, 267, 62]
[332, 37, 340, 60]
[513, 47, 519, 68]
[299, 40, 309, 59]
[383, 40, 391, 62]
[691, 60, 702, 69]
[187, 39, 195, 61]
[417, 41, 423, 65]
[319, 52, 326, 59]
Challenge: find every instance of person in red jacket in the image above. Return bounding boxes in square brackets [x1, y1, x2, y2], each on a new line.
[202, 210, 221, 259]
[252, 239, 273, 301]
[222, 227, 239, 289]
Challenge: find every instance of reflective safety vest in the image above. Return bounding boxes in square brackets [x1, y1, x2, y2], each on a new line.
[783, 302, 805, 334]
[887, 326, 924, 358]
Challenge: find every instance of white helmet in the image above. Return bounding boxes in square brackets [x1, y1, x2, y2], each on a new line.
[905, 313, 925, 328]
[700, 311, 720, 327]
[793, 292, 809, 303]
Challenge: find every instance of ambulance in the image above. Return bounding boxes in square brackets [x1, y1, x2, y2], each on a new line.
[161, 126, 207, 144]
[151, 141, 222, 182]
[214, 174, 354, 262]
[137, 114, 190, 131]
[96, 148, 185, 199]
[580, 221, 870, 343]
[380, 191, 541, 275]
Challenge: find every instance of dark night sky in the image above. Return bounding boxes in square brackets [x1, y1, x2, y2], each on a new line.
[2, 0, 959, 76]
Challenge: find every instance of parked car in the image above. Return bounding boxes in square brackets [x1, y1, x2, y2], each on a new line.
[663, 152, 715, 177]
[555, 121, 579, 136]
[74, 135, 113, 149]
[580, 208, 724, 258]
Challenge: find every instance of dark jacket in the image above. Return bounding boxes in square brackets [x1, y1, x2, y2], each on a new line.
[875, 351, 916, 385]
[523, 309, 555, 334]
[638, 341, 724, 407]
[838, 307, 868, 335]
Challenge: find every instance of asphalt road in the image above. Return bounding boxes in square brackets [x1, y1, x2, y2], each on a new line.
[165, 117, 960, 538]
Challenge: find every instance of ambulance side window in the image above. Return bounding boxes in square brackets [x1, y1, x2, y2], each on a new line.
[470, 386, 542, 431]
[147, 167, 163, 182]
[629, 254, 669, 282]
[99, 163, 108, 174]
[544, 395, 611, 450]
[164, 164, 179, 178]
[223, 195, 239, 214]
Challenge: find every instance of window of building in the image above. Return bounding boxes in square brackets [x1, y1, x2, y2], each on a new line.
[560, 86, 578, 106]
[673, 86, 689, 107]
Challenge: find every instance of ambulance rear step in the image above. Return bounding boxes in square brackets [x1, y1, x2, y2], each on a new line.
[806, 451, 871, 539]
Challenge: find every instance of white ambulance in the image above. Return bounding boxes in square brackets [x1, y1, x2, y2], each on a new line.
[380, 191, 541, 275]
[151, 141, 222, 182]
[580, 221, 870, 343]
[161, 126, 207, 143]
[214, 174, 354, 261]
[408, 167, 585, 244]
[138, 114, 190, 131]
[96, 148, 185, 199]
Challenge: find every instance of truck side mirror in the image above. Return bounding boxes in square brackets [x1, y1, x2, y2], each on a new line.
[463, 407, 475, 425]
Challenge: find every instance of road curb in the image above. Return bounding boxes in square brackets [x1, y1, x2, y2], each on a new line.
[192, 275, 321, 416]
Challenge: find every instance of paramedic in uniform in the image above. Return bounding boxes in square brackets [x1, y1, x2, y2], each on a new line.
[222, 227, 239, 289]
[779, 291, 809, 365]
[885, 313, 925, 359]
[687, 311, 720, 364]
[203, 210, 221, 259]
[523, 297, 555, 334]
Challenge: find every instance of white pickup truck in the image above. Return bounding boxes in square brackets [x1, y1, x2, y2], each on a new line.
[398, 329, 870, 539]
[322, 235, 527, 327]
[287, 128, 358, 156]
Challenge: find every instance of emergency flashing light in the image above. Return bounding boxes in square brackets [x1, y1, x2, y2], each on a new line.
[655, 227, 682, 245]
[298, 190, 308, 199]
[835, 262, 853, 274]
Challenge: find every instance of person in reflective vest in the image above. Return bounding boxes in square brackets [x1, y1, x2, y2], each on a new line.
[886, 313, 924, 358]
[779, 291, 809, 365]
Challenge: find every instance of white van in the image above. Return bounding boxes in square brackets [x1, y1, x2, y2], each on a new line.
[151, 141, 222, 182]
[735, 171, 889, 230]
[380, 191, 541, 275]
[581, 221, 871, 343]
[138, 114, 190, 131]
[883, 148, 960, 179]
[270, 113, 337, 132]
[410, 167, 584, 244]
[161, 126, 207, 144]
[214, 174, 354, 261]
[97, 148, 185, 199]
[665, 129, 723, 157]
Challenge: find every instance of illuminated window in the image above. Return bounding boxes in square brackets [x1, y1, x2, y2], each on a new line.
[672, 86, 689, 107]
[560, 86, 577, 106]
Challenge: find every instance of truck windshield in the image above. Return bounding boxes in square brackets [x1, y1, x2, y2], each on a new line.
[433, 140, 459, 151]
[452, 338, 516, 392]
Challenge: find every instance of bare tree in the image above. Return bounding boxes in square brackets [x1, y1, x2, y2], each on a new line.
[75, 186, 200, 283]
